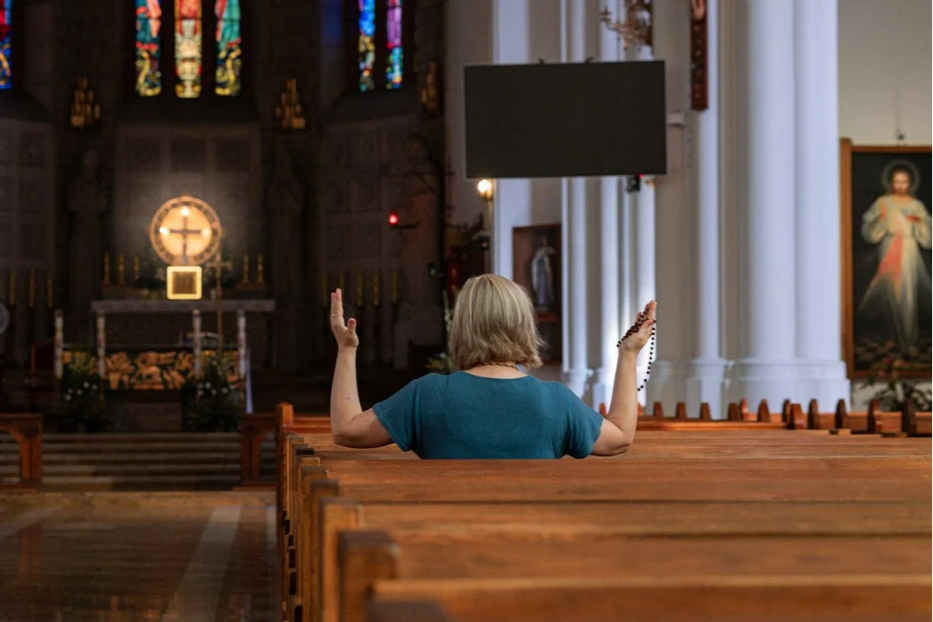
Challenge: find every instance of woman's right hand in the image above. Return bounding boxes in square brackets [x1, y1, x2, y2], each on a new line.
[620, 301, 657, 353]
[330, 288, 360, 350]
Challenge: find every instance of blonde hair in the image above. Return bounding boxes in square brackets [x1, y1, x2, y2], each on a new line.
[449, 274, 544, 370]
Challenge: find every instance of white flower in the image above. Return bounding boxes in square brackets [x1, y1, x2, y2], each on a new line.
[212, 389, 217, 395]
[76, 389, 83, 396]
[205, 382, 211, 389]
[83, 382, 89, 388]
[65, 395, 71, 401]
[222, 387, 229, 394]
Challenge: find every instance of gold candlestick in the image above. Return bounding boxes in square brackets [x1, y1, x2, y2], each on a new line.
[373, 270, 380, 307]
[117, 253, 126, 285]
[8, 269, 15, 305]
[242, 253, 250, 284]
[133, 256, 140, 283]
[356, 272, 364, 306]
[256, 253, 264, 284]
[103, 253, 111, 285]
[28, 270, 35, 308]
[391, 268, 398, 305]
[47, 274, 53, 309]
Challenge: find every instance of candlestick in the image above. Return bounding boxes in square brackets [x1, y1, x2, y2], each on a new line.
[117, 253, 125, 285]
[133, 256, 140, 283]
[356, 272, 364, 306]
[242, 253, 250, 284]
[28, 270, 35, 308]
[373, 270, 380, 307]
[103, 253, 111, 285]
[321, 272, 328, 307]
[8, 269, 15, 305]
[47, 274, 53, 309]
[256, 253, 264, 284]
[391, 268, 398, 305]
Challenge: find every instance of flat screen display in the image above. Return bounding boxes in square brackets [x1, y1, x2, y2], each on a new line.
[464, 61, 666, 179]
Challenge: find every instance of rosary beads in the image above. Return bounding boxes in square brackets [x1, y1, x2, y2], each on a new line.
[616, 315, 656, 391]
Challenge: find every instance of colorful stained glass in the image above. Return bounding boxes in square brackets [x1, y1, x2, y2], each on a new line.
[0, 0, 12, 90]
[385, 0, 402, 89]
[134, 0, 162, 96]
[358, 0, 375, 92]
[175, 0, 201, 97]
[215, 0, 241, 96]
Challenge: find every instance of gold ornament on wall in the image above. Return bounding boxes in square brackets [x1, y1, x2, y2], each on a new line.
[599, 1, 653, 52]
[275, 79, 306, 131]
[70, 77, 101, 129]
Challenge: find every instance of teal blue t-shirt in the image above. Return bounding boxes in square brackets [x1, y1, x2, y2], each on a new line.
[372, 372, 604, 459]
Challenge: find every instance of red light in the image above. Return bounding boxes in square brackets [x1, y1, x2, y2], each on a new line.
[388, 211, 399, 226]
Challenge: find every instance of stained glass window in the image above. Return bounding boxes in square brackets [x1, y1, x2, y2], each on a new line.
[135, 0, 162, 96]
[0, 0, 12, 90]
[385, 0, 402, 89]
[175, 0, 202, 97]
[215, 0, 241, 96]
[357, 0, 375, 92]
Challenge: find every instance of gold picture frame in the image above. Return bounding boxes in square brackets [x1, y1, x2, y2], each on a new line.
[166, 266, 202, 300]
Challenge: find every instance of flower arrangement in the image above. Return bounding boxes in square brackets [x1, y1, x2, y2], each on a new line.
[426, 288, 457, 375]
[50, 352, 111, 432]
[184, 352, 243, 432]
[865, 356, 932, 412]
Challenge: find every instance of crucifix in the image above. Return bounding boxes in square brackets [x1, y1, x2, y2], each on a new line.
[161, 206, 207, 265]
[206, 247, 233, 347]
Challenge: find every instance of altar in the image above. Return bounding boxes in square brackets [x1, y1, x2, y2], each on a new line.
[89, 299, 275, 370]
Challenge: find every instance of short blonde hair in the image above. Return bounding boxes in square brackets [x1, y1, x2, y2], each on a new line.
[449, 274, 544, 370]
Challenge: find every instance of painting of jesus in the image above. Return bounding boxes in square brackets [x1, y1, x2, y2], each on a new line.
[842, 140, 932, 377]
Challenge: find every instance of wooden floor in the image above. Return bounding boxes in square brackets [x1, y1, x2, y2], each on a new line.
[0, 492, 277, 622]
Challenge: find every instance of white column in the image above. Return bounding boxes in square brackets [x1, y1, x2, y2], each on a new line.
[591, 9, 621, 410]
[727, 0, 798, 406]
[794, 0, 850, 408]
[687, 0, 727, 417]
[634, 179, 657, 395]
[563, 0, 588, 397]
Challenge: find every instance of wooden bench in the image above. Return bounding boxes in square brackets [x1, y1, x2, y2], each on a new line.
[277, 401, 932, 622]
[0, 413, 43, 489]
[284, 451, 930, 622]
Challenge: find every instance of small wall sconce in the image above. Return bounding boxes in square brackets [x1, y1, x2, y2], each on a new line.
[387, 209, 420, 230]
[477, 179, 494, 202]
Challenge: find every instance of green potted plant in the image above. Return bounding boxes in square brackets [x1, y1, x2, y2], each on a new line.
[49, 352, 111, 433]
[865, 357, 932, 412]
[185, 352, 243, 432]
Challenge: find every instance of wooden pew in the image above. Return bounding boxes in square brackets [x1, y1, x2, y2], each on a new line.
[289, 454, 930, 622]
[0, 413, 43, 489]
[904, 401, 932, 437]
[279, 409, 931, 621]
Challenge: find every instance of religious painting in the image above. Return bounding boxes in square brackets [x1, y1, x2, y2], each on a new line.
[513, 224, 562, 364]
[841, 140, 932, 378]
[214, 0, 241, 96]
[134, 0, 162, 96]
[0, 0, 11, 90]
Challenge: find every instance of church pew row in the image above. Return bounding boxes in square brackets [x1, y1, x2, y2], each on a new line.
[284, 453, 931, 622]
[0, 413, 43, 489]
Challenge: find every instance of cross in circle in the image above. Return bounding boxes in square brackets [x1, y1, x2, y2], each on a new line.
[162, 206, 205, 265]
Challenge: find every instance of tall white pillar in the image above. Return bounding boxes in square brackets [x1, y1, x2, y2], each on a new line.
[688, 0, 727, 417]
[592, 8, 621, 409]
[794, 0, 850, 408]
[563, 0, 588, 397]
[727, 0, 798, 406]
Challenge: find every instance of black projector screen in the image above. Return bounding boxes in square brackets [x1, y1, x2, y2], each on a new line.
[464, 61, 666, 179]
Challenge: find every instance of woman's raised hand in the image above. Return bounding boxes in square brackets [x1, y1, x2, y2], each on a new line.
[330, 289, 359, 350]
[619, 300, 657, 353]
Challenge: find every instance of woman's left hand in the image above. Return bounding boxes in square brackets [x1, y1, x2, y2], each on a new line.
[620, 300, 657, 353]
[330, 289, 359, 350]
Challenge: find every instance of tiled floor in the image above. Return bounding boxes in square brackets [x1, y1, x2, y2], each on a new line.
[0, 492, 276, 622]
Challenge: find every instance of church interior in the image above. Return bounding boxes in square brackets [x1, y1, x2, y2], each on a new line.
[0, 0, 930, 620]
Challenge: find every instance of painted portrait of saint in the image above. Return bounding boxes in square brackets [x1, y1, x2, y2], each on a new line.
[843, 142, 933, 377]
